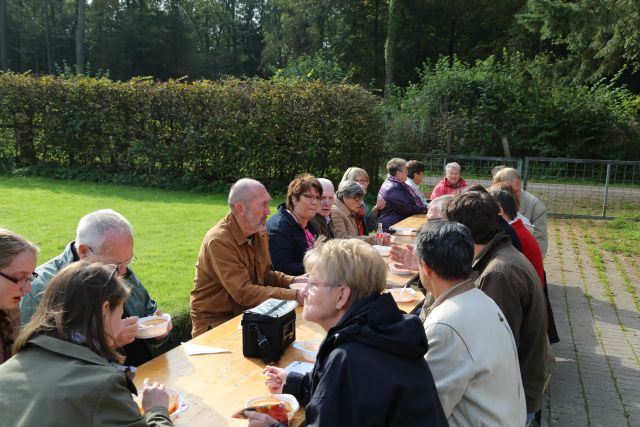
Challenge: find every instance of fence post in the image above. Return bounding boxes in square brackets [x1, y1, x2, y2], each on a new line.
[522, 158, 529, 191]
[603, 162, 611, 218]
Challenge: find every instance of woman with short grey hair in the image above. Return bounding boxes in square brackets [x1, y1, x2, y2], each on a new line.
[430, 162, 468, 199]
[332, 181, 389, 244]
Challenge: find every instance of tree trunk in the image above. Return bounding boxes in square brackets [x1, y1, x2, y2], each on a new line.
[0, 0, 7, 70]
[384, 0, 398, 98]
[76, 0, 86, 74]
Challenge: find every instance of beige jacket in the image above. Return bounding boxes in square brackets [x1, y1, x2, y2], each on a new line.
[331, 199, 375, 244]
[190, 212, 297, 337]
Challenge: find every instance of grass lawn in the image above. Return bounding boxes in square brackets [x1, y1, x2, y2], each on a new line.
[0, 176, 284, 324]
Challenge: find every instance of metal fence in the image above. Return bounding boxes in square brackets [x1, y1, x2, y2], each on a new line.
[379, 153, 640, 219]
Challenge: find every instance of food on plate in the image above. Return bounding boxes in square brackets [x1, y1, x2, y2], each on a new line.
[141, 318, 167, 327]
[232, 402, 290, 424]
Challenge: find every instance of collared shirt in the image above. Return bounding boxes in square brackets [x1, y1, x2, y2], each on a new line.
[425, 278, 476, 318]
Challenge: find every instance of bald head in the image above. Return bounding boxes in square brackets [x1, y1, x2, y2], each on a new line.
[228, 178, 266, 210]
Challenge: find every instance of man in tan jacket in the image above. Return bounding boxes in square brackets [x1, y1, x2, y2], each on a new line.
[190, 178, 306, 337]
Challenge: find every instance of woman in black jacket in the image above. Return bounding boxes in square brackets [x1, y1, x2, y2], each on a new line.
[245, 239, 448, 427]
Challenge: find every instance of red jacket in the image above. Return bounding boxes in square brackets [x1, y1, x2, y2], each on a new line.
[511, 219, 545, 287]
[430, 177, 468, 200]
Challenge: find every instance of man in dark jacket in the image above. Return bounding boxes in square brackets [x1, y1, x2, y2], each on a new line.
[246, 239, 448, 427]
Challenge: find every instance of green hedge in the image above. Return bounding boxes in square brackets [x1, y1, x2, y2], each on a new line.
[382, 55, 640, 160]
[0, 73, 383, 190]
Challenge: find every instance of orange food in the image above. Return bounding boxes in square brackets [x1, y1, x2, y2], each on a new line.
[232, 402, 289, 424]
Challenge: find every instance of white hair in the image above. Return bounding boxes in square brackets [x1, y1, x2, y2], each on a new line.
[76, 209, 133, 251]
[427, 195, 454, 220]
[317, 178, 335, 194]
[445, 162, 461, 173]
[228, 178, 265, 209]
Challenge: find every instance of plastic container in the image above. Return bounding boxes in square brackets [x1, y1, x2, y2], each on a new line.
[386, 288, 417, 303]
[293, 339, 322, 362]
[245, 394, 300, 420]
[136, 313, 171, 339]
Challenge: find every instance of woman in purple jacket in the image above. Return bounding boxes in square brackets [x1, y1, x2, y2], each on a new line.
[377, 158, 428, 231]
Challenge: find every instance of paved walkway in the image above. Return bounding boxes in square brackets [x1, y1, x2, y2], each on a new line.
[542, 219, 640, 426]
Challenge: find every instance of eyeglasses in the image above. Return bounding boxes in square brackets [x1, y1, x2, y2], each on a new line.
[301, 193, 322, 203]
[0, 270, 38, 285]
[87, 247, 136, 270]
[303, 282, 343, 292]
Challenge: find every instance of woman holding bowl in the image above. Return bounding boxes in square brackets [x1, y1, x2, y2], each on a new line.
[0, 260, 173, 426]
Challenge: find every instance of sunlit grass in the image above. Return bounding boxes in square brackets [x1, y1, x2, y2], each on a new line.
[0, 176, 283, 319]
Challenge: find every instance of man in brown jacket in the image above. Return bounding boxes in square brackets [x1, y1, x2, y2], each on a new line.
[190, 178, 306, 337]
[446, 191, 552, 423]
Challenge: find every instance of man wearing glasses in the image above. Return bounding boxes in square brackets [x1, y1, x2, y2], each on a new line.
[19, 209, 167, 366]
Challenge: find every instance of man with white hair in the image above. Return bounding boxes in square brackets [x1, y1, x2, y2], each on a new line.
[492, 167, 548, 257]
[20, 209, 166, 366]
[309, 178, 336, 239]
[190, 178, 306, 337]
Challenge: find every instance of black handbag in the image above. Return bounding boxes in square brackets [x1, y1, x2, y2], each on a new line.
[242, 299, 297, 363]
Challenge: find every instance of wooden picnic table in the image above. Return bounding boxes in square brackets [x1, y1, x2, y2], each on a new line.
[391, 214, 428, 232]
[134, 216, 429, 426]
[135, 297, 424, 427]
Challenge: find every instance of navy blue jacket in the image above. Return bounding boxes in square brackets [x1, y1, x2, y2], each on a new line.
[266, 204, 318, 276]
[283, 293, 449, 427]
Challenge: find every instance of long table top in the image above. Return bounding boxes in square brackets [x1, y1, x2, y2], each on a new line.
[135, 215, 429, 426]
[135, 298, 424, 426]
[392, 214, 428, 232]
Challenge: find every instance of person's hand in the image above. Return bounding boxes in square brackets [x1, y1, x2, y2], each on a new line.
[382, 232, 392, 246]
[263, 365, 287, 394]
[153, 309, 172, 340]
[291, 274, 308, 284]
[374, 197, 386, 212]
[245, 410, 279, 427]
[296, 290, 305, 306]
[389, 244, 418, 271]
[140, 378, 169, 412]
[115, 316, 139, 347]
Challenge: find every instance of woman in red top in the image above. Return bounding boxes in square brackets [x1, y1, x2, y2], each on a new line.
[490, 190, 545, 286]
[430, 162, 468, 200]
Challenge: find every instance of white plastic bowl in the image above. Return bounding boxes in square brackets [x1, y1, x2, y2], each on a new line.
[386, 288, 417, 303]
[136, 314, 171, 339]
[293, 339, 322, 362]
[245, 394, 300, 420]
[388, 264, 416, 276]
[373, 245, 391, 257]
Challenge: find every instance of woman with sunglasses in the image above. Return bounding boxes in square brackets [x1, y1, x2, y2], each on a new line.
[0, 228, 38, 365]
[266, 173, 322, 276]
[0, 261, 173, 426]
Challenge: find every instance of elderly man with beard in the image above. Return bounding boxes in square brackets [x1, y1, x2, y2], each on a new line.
[190, 178, 306, 337]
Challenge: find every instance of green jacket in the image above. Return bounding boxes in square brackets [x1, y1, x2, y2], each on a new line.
[0, 335, 172, 427]
[20, 241, 157, 324]
[20, 242, 161, 365]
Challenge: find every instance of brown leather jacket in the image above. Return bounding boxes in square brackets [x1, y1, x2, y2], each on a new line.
[190, 212, 296, 337]
[473, 233, 550, 413]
